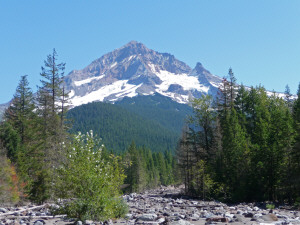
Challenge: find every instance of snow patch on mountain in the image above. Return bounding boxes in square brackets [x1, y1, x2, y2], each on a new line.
[69, 90, 75, 98]
[71, 80, 142, 107]
[210, 82, 221, 88]
[74, 75, 105, 86]
[110, 62, 117, 68]
[151, 68, 201, 92]
[155, 90, 190, 104]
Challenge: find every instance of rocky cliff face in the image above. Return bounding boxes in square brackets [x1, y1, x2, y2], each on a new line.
[65, 41, 222, 107]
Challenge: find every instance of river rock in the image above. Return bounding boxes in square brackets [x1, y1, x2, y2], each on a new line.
[138, 213, 158, 221]
[0, 208, 7, 213]
[156, 217, 165, 223]
[76, 221, 83, 225]
[261, 213, 278, 221]
[233, 214, 245, 222]
[33, 220, 45, 225]
[170, 219, 192, 225]
[244, 212, 254, 217]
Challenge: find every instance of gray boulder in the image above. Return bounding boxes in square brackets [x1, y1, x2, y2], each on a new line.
[138, 213, 158, 221]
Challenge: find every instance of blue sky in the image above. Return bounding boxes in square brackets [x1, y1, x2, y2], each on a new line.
[1, 0, 300, 103]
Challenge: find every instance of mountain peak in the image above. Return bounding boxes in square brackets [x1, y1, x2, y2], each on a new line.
[195, 62, 203, 68]
[65, 42, 221, 107]
[192, 62, 212, 76]
[125, 40, 140, 46]
[121, 40, 149, 51]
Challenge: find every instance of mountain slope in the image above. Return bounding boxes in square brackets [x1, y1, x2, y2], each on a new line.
[65, 41, 222, 107]
[67, 100, 183, 153]
[116, 93, 193, 133]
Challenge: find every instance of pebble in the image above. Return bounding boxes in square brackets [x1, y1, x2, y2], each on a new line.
[0, 208, 7, 213]
[137, 213, 158, 221]
[34, 220, 45, 225]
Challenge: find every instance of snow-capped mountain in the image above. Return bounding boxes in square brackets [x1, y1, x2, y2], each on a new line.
[65, 41, 222, 107]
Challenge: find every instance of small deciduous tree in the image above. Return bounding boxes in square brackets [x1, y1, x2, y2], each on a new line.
[54, 131, 127, 221]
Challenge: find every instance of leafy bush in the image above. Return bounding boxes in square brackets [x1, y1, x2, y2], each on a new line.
[54, 131, 127, 221]
[266, 203, 275, 209]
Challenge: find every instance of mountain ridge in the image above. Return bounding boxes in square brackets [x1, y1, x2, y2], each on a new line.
[65, 41, 222, 107]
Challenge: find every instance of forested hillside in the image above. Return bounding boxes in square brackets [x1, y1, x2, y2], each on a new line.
[67, 96, 192, 152]
[67, 102, 179, 152]
[116, 94, 193, 133]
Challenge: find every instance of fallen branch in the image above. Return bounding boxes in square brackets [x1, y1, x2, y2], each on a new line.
[3, 215, 66, 220]
[0, 204, 47, 217]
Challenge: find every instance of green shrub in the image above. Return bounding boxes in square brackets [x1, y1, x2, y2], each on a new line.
[54, 131, 127, 221]
[266, 203, 275, 209]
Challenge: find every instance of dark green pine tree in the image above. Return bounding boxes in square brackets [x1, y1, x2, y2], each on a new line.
[1, 75, 36, 162]
[4, 75, 36, 144]
[164, 150, 176, 185]
[176, 127, 192, 193]
[266, 94, 293, 201]
[0, 75, 47, 202]
[285, 84, 293, 109]
[143, 148, 160, 188]
[221, 107, 250, 201]
[190, 94, 217, 161]
[34, 49, 69, 202]
[0, 122, 21, 162]
[244, 86, 271, 200]
[228, 68, 237, 107]
[155, 152, 168, 185]
[292, 82, 300, 200]
[39, 49, 66, 114]
[124, 141, 147, 193]
[37, 49, 68, 168]
[234, 84, 248, 128]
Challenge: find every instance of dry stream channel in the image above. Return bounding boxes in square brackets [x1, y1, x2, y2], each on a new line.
[1, 186, 300, 225]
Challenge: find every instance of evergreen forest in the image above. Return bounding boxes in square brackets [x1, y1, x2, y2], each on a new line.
[1, 51, 300, 221]
[177, 69, 300, 203]
[67, 94, 192, 152]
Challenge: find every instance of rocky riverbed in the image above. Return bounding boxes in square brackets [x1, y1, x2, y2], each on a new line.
[1, 186, 300, 225]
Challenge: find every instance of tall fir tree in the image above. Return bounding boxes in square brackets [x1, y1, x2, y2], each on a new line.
[34, 49, 69, 201]
[1, 75, 36, 162]
[291, 82, 300, 200]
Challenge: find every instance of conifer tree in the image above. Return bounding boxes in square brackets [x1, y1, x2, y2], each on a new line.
[1, 75, 36, 162]
[292, 82, 300, 199]
[124, 142, 147, 192]
[38, 50, 68, 160]
[285, 84, 293, 109]
[34, 49, 69, 201]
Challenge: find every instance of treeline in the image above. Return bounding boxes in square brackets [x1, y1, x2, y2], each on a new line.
[177, 68, 300, 203]
[122, 142, 178, 193]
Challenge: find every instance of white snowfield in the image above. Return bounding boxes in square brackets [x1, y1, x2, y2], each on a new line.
[70, 80, 142, 107]
[148, 64, 210, 93]
[69, 65, 218, 107]
[74, 75, 105, 86]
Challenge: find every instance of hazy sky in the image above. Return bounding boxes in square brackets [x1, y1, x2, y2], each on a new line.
[1, 0, 300, 103]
